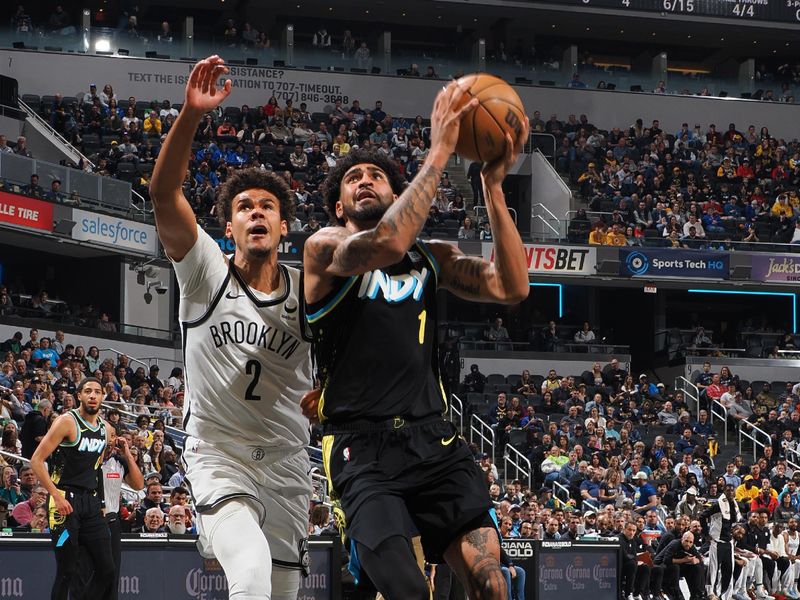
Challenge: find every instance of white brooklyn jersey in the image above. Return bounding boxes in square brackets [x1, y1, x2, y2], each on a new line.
[172, 226, 311, 448]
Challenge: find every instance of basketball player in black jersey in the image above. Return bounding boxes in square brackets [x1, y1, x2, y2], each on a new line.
[30, 377, 116, 600]
[302, 80, 530, 599]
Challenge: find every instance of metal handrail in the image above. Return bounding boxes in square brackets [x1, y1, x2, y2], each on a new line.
[0, 449, 29, 465]
[784, 447, 800, 474]
[532, 202, 561, 224]
[531, 215, 561, 238]
[470, 415, 495, 460]
[738, 421, 772, 462]
[552, 479, 572, 506]
[95, 349, 151, 372]
[675, 376, 700, 416]
[449, 393, 464, 435]
[17, 98, 95, 169]
[565, 210, 615, 221]
[709, 397, 728, 446]
[582, 497, 601, 513]
[125, 356, 185, 370]
[473, 205, 518, 226]
[504, 443, 532, 488]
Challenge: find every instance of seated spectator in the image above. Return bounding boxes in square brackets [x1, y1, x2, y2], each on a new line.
[457, 216, 478, 240]
[45, 179, 65, 203]
[574, 322, 596, 344]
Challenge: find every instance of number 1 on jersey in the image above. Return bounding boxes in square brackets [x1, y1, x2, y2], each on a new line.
[245, 359, 262, 401]
[417, 309, 426, 345]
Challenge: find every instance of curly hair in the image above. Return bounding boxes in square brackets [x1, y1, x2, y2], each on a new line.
[320, 149, 407, 225]
[215, 168, 296, 227]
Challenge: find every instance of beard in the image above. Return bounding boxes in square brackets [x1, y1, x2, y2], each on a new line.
[168, 522, 186, 535]
[342, 197, 390, 223]
[82, 403, 100, 415]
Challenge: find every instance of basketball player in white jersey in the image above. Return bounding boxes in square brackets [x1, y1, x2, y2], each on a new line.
[784, 518, 800, 598]
[150, 55, 312, 600]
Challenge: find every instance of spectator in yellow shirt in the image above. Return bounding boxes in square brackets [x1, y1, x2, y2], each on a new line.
[605, 223, 627, 246]
[143, 112, 162, 135]
[771, 194, 794, 218]
[734, 475, 760, 505]
[588, 221, 607, 245]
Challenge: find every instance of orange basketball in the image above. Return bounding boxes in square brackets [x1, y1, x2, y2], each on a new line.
[454, 73, 527, 163]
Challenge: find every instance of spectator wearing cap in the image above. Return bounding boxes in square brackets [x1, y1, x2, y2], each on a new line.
[82, 83, 99, 105]
[633, 471, 659, 514]
[676, 487, 703, 519]
[147, 365, 163, 396]
[582, 511, 598, 534]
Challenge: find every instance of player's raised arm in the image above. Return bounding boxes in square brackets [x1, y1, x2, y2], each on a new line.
[149, 56, 232, 261]
[304, 81, 478, 279]
[429, 122, 531, 305]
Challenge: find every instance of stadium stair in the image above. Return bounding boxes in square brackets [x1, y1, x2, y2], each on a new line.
[446, 154, 474, 206]
[17, 97, 90, 167]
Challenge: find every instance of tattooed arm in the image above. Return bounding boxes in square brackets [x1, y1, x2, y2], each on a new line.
[428, 127, 530, 305]
[305, 158, 445, 277]
[304, 81, 478, 303]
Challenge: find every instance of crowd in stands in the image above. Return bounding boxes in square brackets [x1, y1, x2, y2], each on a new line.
[456, 357, 800, 600]
[10, 83, 800, 254]
[15, 88, 479, 237]
[0, 326, 189, 532]
[553, 115, 800, 247]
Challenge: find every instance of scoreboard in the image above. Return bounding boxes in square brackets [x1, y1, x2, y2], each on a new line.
[541, 0, 800, 23]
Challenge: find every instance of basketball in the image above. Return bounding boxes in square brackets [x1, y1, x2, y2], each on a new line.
[454, 73, 527, 163]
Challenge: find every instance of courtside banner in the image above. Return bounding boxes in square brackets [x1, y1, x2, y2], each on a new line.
[499, 539, 620, 600]
[0, 191, 53, 232]
[0, 535, 338, 600]
[619, 248, 729, 279]
[750, 254, 800, 283]
[71, 208, 158, 256]
[482, 243, 596, 276]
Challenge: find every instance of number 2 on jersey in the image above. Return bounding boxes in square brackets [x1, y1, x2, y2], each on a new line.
[245, 359, 262, 401]
[417, 309, 426, 345]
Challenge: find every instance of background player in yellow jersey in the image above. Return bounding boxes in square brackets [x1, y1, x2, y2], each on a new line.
[302, 81, 530, 599]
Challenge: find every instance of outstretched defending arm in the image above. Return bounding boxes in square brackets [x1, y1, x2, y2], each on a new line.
[149, 56, 232, 261]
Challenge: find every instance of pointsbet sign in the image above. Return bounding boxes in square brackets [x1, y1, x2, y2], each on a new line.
[483, 244, 596, 275]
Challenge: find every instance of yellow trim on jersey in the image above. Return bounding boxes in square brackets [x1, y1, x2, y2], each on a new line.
[48, 494, 66, 529]
[306, 276, 359, 324]
[321, 434, 335, 495]
[318, 389, 327, 423]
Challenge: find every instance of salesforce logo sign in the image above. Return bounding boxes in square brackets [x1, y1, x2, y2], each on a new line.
[72, 209, 157, 255]
[625, 251, 650, 276]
